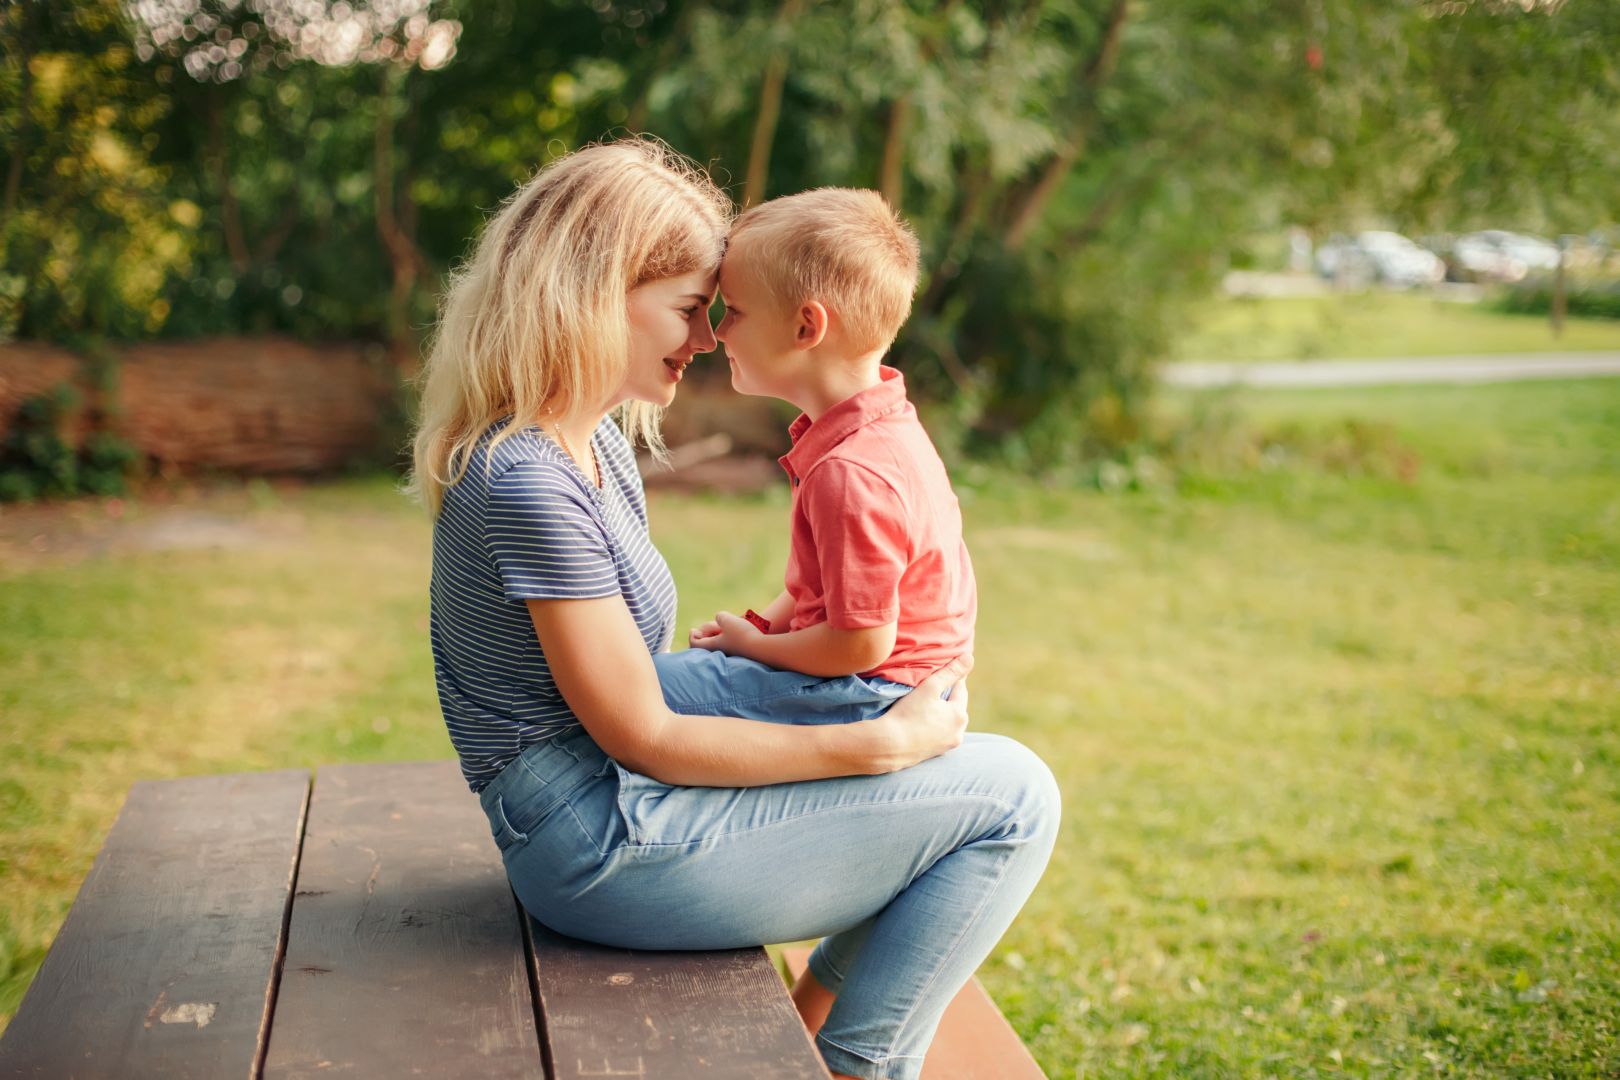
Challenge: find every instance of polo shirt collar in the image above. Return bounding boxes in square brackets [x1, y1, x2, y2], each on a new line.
[779, 366, 907, 484]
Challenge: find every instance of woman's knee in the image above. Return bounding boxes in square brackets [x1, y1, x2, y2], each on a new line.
[965, 733, 1062, 841]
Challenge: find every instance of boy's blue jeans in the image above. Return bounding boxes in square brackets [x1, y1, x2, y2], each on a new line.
[651, 647, 917, 724]
[476, 698, 1061, 1079]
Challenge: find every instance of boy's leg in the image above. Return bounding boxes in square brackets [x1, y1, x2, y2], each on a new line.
[651, 649, 909, 726]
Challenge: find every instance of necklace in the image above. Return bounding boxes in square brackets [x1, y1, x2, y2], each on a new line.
[551, 420, 601, 489]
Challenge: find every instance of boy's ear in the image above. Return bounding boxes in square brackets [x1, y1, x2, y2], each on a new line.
[794, 301, 829, 350]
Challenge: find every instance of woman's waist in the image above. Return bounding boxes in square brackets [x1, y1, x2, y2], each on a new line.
[477, 726, 612, 822]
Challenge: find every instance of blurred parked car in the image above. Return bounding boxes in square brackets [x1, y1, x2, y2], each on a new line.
[1427, 233, 1528, 283]
[1474, 230, 1562, 273]
[1316, 231, 1445, 288]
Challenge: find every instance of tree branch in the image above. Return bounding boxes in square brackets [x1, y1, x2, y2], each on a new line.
[743, 0, 807, 207]
[1003, 0, 1130, 251]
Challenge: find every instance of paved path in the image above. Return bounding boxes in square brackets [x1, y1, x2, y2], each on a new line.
[1162, 352, 1620, 388]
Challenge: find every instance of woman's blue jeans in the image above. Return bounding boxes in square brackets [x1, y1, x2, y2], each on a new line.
[477, 725, 1061, 1080]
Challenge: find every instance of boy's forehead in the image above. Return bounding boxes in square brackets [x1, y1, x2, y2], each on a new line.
[718, 247, 759, 295]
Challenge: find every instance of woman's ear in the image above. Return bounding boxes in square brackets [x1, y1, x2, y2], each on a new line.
[795, 301, 829, 350]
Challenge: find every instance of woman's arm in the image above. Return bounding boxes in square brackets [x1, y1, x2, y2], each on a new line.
[528, 595, 969, 787]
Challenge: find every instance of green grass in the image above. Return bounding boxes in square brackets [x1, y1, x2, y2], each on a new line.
[1173, 291, 1620, 362]
[3, 380, 1618, 1075]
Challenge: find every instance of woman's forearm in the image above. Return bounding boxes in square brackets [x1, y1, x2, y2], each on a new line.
[620, 709, 901, 787]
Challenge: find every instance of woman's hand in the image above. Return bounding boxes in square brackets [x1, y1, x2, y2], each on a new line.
[863, 654, 973, 774]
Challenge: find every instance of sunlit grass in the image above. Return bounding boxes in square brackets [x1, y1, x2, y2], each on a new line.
[1173, 290, 1620, 362]
[2, 380, 1617, 1075]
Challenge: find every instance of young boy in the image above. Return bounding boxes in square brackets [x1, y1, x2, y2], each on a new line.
[651, 188, 976, 726]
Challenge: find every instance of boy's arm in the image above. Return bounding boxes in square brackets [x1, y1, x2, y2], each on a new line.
[759, 588, 795, 632]
[695, 612, 897, 677]
[687, 588, 794, 646]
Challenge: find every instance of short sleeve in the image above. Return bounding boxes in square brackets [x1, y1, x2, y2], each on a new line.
[484, 460, 618, 602]
[802, 460, 909, 629]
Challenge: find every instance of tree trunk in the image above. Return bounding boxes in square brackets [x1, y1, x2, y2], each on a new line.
[375, 64, 424, 353]
[880, 94, 912, 210]
[206, 95, 252, 274]
[1551, 239, 1566, 338]
[1, 0, 37, 233]
[743, 0, 807, 208]
[626, 5, 701, 132]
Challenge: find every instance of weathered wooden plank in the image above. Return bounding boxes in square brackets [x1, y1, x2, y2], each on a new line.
[261, 761, 541, 1079]
[782, 947, 1047, 1080]
[530, 918, 828, 1079]
[0, 770, 311, 1080]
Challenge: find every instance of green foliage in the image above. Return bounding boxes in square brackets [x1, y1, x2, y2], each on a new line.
[0, 387, 79, 501]
[3, 0, 1618, 462]
[0, 385, 138, 502]
[1492, 276, 1620, 322]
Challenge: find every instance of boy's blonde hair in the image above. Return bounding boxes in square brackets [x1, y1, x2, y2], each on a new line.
[729, 188, 920, 355]
[410, 138, 732, 516]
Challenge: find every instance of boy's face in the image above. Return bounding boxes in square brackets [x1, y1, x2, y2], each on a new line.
[714, 245, 806, 401]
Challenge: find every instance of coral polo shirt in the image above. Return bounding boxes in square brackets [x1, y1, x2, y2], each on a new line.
[777, 366, 976, 686]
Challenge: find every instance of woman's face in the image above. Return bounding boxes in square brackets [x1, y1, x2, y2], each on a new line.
[618, 269, 719, 409]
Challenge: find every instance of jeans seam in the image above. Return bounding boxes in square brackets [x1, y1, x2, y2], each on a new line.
[816, 1032, 926, 1064]
[621, 791, 1020, 850]
[665, 678, 877, 716]
[562, 798, 615, 857]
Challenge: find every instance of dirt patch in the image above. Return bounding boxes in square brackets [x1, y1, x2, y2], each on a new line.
[0, 481, 307, 572]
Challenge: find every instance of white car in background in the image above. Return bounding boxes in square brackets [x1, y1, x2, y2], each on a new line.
[1471, 230, 1562, 274]
[1446, 233, 1529, 282]
[1352, 231, 1447, 287]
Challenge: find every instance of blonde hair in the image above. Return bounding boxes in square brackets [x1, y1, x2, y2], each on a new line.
[409, 138, 732, 515]
[729, 188, 920, 355]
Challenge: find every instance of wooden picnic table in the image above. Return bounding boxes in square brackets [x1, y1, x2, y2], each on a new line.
[0, 762, 1045, 1079]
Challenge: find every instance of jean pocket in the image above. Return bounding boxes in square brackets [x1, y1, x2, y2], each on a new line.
[611, 760, 674, 847]
[486, 792, 529, 854]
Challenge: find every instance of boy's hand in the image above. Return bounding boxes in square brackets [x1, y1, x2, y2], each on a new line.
[688, 617, 723, 646]
[689, 611, 762, 656]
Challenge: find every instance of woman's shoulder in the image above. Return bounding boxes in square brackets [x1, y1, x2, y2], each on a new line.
[441, 421, 581, 509]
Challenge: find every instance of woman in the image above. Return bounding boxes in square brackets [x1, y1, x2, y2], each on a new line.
[410, 139, 1060, 1080]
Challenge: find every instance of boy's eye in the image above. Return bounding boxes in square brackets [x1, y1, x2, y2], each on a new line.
[681, 307, 699, 318]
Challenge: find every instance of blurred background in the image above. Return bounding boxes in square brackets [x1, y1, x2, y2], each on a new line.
[2, 2, 1617, 1075]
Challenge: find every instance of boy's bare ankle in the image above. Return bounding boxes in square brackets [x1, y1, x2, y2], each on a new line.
[790, 966, 836, 1037]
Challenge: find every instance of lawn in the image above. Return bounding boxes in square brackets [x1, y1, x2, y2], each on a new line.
[2, 379, 1617, 1076]
[1173, 290, 1620, 362]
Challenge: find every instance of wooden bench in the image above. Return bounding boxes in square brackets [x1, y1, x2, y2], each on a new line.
[0, 762, 1046, 1078]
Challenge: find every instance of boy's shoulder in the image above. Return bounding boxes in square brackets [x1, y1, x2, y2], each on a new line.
[809, 397, 951, 499]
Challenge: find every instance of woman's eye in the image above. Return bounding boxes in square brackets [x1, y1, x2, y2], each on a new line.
[681, 307, 699, 318]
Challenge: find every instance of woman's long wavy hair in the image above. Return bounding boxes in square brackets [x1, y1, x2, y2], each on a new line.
[409, 138, 732, 515]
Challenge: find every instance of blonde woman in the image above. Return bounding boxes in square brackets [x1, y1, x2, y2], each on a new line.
[411, 139, 1059, 1080]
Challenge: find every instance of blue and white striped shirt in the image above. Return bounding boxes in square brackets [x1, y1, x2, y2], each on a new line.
[429, 417, 677, 792]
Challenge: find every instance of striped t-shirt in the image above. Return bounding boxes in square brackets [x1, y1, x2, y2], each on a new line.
[428, 416, 676, 792]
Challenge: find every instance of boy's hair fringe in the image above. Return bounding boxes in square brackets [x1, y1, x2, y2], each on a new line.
[730, 188, 920, 355]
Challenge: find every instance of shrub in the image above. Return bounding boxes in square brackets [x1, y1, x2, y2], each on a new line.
[1489, 277, 1620, 321]
[0, 385, 139, 502]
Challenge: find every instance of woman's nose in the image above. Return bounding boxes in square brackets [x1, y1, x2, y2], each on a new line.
[695, 315, 719, 351]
